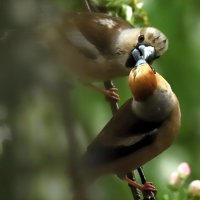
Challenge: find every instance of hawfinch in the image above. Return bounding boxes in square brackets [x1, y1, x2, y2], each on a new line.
[81, 48, 181, 191]
[40, 12, 168, 99]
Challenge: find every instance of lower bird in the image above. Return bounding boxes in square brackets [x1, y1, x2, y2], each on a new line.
[81, 46, 181, 192]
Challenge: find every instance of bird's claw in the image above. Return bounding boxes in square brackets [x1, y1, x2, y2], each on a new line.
[142, 182, 157, 193]
[105, 87, 120, 102]
[124, 175, 157, 196]
[142, 182, 157, 200]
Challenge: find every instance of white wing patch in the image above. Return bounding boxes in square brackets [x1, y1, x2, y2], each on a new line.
[105, 129, 158, 148]
[95, 18, 117, 29]
[118, 134, 146, 146]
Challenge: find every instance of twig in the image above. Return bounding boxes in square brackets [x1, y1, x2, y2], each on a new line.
[83, 1, 155, 199]
[104, 83, 156, 200]
[103, 81, 119, 114]
[104, 80, 141, 200]
[84, 0, 92, 12]
[85, 0, 100, 12]
[127, 172, 142, 200]
[137, 168, 156, 200]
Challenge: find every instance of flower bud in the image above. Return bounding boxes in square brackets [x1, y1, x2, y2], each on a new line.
[188, 180, 200, 198]
[168, 171, 181, 190]
[177, 162, 191, 179]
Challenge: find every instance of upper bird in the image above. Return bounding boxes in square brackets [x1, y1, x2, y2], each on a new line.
[40, 12, 168, 82]
[81, 47, 181, 191]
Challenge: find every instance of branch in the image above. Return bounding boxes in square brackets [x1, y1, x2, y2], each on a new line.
[104, 80, 141, 200]
[137, 168, 156, 200]
[104, 81, 156, 200]
[103, 81, 119, 114]
[84, 1, 156, 199]
[84, 0, 99, 12]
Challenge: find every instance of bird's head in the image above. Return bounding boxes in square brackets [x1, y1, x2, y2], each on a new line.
[139, 27, 168, 57]
[128, 48, 157, 101]
[125, 27, 168, 68]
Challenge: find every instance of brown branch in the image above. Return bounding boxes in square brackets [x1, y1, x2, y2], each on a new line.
[104, 80, 141, 200]
[137, 168, 156, 200]
[84, 0, 92, 12]
[103, 81, 119, 114]
[83, 1, 156, 199]
[126, 172, 142, 200]
[104, 81, 155, 200]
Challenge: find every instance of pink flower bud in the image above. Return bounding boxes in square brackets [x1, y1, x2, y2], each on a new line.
[168, 171, 181, 190]
[188, 180, 200, 197]
[177, 162, 191, 179]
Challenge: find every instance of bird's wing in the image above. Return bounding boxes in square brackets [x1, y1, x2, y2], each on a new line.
[62, 12, 133, 58]
[83, 98, 163, 167]
[65, 28, 101, 59]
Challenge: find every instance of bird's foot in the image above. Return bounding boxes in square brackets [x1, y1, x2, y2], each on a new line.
[104, 87, 120, 102]
[142, 182, 157, 193]
[82, 82, 120, 102]
[124, 175, 157, 194]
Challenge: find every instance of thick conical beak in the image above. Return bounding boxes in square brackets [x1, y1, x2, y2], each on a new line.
[131, 48, 147, 67]
[137, 45, 156, 62]
[126, 44, 157, 68]
[131, 46, 156, 73]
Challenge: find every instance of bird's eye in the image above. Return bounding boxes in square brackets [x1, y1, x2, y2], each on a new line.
[138, 35, 145, 43]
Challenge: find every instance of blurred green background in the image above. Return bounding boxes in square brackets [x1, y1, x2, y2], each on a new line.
[0, 0, 200, 199]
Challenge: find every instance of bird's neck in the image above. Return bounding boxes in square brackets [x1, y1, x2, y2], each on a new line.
[129, 65, 175, 121]
[129, 63, 157, 101]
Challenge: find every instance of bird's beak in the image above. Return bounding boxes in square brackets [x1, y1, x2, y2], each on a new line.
[137, 45, 156, 63]
[126, 45, 157, 69]
[130, 46, 156, 74]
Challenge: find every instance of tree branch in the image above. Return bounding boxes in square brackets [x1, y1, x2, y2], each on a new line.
[104, 81, 156, 200]
[104, 80, 142, 200]
[83, 1, 156, 199]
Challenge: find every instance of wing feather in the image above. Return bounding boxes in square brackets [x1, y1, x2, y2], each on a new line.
[66, 29, 100, 59]
[63, 12, 133, 57]
[83, 99, 163, 167]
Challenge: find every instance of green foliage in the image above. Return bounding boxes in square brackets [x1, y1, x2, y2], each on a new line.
[92, 0, 150, 26]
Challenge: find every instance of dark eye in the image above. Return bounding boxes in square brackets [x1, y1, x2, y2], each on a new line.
[138, 35, 145, 43]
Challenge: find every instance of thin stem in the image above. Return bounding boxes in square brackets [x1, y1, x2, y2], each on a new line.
[127, 172, 142, 200]
[84, 0, 92, 12]
[83, 0, 153, 199]
[104, 81, 119, 114]
[104, 80, 141, 200]
[138, 167, 156, 200]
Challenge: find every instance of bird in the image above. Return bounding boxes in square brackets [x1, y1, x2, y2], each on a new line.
[81, 46, 181, 192]
[38, 12, 168, 100]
